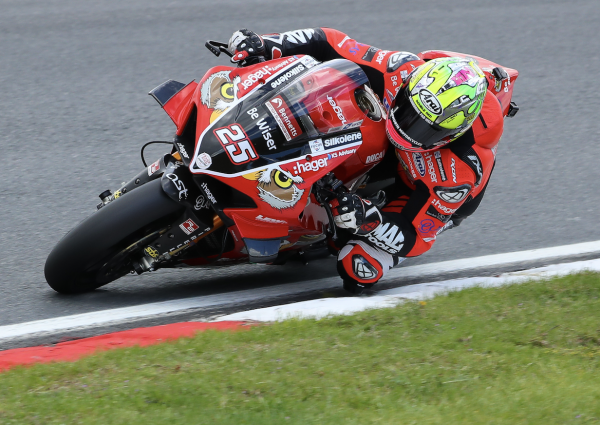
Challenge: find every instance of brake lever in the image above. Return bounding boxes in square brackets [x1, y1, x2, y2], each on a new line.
[205, 40, 233, 58]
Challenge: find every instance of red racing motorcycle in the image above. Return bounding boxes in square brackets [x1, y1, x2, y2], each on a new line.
[44, 41, 517, 294]
[44, 42, 390, 293]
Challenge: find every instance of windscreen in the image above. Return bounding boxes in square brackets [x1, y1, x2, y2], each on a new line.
[190, 57, 369, 177]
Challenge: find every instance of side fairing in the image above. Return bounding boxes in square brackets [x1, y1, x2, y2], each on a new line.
[188, 57, 372, 220]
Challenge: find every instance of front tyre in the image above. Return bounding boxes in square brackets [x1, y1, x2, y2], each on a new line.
[44, 179, 184, 294]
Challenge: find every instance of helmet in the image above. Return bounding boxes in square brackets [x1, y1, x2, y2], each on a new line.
[386, 57, 488, 152]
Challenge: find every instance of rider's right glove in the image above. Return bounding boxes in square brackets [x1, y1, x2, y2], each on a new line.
[329, 193, 383, 235]
[227, 29, 266, 66]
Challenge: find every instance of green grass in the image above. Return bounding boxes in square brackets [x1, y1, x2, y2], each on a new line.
[2, 273, 600, 424]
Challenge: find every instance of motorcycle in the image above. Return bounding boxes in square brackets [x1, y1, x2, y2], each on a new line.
[44, 41, 518, 294]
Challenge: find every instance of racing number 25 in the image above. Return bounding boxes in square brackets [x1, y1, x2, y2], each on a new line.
[213, 124, 258, 165]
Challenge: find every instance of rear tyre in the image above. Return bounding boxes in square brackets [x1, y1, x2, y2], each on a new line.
[44, 179, 184, 294]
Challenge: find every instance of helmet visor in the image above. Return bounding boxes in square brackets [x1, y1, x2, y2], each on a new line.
[387, 85, 459, 151]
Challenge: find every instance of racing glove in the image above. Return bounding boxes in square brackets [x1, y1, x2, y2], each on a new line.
[329, 193, 383, 235]
[227, 29, 266, 66]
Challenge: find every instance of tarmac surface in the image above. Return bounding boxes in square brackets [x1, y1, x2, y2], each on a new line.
[1, 0, 599, 327]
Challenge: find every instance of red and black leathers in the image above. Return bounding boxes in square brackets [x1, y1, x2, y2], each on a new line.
[259, 28, 504, 285]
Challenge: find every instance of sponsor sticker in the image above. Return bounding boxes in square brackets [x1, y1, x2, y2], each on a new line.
[425, 205, 451, 223]
[424, 152, 438, 183]
[433, 185, 471, 203]
[434, 151, 447, 181]
[418, 89, 443, 115]
[375, 50, 389, 65]
[265, 95, 302, 141]
[326, 120, 363, 134]
[293, 157, 328, 175]
[431, 198, 457, 214]
[387, 51, 420, 72]
[255, 214, 287, 224]
[176, 143, 189, 159]
[195, 153, 212, 169]
[412, 153, 426, 177]
[144, 246, 159, 258]
[451, 158, 457, 183]
[467, 153, 483, 186]
[382, 97, 390, 111]
[179, 218, 200, 235]
[353, 256, 378, 279]
[417, 219, 439, 236]
[366, 222, 404, 254]
[256, 118, 276, 150]
[326, 148, 356, 160]
[270, 64, 306, 89]
[309, 139, 325, 154]
[148, 159, 161, 176]
[361, 46, 380, 62]
[323, 132, 363, 148]
[201, 182, 217, 204]
[165, 173, 188, 200]
[194, 195, 210, 210]
[327, 95, 347, 125]
[240, 65, 272, 90]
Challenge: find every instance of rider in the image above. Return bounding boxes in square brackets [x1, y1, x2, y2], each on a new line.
[227, 28, 507, 293]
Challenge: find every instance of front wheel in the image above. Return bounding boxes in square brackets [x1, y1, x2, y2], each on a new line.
[44, 179, 184, 294]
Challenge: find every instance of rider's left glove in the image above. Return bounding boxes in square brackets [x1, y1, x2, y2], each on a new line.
[329, 193, 381, 234]
[227, 29, 266, 66]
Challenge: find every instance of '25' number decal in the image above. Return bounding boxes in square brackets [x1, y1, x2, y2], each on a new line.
[213, 124, 258, 165]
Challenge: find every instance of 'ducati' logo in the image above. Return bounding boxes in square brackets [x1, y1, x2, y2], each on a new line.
[418, 89, 443, 115]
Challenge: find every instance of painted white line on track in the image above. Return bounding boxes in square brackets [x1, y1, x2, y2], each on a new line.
[1, 240, 599, 341]
[382, 239, 600, 281]
[216, 258, 600, 322]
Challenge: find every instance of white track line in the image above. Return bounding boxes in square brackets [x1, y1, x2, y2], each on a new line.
[382, 239, 600, 281]
[217, 258, 600, 322]
[1, 240, 599, 341]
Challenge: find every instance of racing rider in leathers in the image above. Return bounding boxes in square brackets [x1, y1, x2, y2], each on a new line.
[227, 28, 505, 294]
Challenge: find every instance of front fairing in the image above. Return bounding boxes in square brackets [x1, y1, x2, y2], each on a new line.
[190, 57, 369, 177]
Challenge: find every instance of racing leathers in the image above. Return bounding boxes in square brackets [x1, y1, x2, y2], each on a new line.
[247, 28, 505, 290]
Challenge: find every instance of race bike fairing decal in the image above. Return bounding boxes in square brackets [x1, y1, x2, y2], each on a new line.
[243, 164, 304, 210]
[190, 57, 315, 176]
[200, 70, 241, 123]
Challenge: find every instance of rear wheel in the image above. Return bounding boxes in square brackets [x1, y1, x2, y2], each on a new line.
[44, 179, 184, 294]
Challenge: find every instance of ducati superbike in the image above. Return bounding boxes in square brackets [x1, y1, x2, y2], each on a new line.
[44, 41, 517, 294]
[44, 41, 389, 293]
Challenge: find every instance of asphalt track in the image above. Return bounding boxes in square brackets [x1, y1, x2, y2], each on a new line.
[1, 0, 599, 328]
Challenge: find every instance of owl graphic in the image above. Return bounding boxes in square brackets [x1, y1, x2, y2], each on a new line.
[200, 71, 241, 123]
[243, 164, 305, 210]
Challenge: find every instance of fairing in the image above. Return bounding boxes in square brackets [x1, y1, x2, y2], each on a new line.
[190, 58, 369, 177]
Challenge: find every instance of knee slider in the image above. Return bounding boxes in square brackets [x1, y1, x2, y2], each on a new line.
[337, 243, 383, 285]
